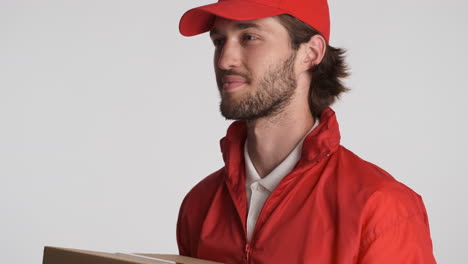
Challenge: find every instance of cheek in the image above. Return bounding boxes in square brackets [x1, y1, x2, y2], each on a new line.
[213, 51, 220, 68]
[245, 49, 287, 79]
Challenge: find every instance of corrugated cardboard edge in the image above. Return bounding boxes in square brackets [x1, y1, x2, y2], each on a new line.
[43, 247, 140, 264]
[136, 254, 222, 264]
[115, 254, 176, 264]
[43, 247, 223, 264]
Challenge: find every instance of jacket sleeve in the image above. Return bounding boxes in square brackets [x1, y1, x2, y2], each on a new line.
[176, 195, 191, 256]
[357, 185, 437, 264]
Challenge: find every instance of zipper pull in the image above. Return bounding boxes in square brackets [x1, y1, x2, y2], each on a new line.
[244, 243, 251, 263]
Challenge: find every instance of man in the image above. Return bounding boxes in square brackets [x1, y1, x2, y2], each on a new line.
[176, 0, 436, 263]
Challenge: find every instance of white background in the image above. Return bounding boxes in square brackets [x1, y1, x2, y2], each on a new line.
[1, 0, 467, 263]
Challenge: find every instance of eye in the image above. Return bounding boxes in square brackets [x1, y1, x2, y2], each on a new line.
[212, 38, 225, 47]
[243, 34, 258, 41]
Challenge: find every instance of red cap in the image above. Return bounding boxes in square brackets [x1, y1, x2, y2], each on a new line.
[179, 0, 330, 42]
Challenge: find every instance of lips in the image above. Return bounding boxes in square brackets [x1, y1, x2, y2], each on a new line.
[222, 75, 248, 91]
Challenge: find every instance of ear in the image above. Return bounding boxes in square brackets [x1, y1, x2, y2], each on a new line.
[298, 34, 327, 72]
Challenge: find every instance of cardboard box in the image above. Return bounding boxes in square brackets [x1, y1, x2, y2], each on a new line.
[43, 246, 222, 264]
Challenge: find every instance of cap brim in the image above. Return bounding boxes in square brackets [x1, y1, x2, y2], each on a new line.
[179, 1, 285, 36]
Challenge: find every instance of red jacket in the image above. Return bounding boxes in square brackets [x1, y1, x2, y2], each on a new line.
[177, 108, 436, 263]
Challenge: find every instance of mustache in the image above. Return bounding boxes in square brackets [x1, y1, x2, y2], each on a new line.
[217, 69, 252, 82]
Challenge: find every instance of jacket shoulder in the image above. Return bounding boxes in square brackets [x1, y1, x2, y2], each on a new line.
[176, 168, 225, 256]
[180, 168, 225, 213]
[334, 147, 433, 257]
[335, 146, 425, 198]
[333, 146, 428, 228]
[337, 146, 398, 185]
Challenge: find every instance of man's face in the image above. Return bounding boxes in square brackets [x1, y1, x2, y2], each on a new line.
[210, 17, 298, 121]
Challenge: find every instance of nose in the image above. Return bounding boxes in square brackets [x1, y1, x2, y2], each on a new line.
[216, 40, 241, 71]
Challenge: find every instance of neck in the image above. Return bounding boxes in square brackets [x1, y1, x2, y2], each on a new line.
[245, 100, 314, 178]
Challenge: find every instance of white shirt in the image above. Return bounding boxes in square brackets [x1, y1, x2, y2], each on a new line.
[244, 121, 319, 242]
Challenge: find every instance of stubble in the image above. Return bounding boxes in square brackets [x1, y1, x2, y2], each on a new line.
[219, 52, 297, 121]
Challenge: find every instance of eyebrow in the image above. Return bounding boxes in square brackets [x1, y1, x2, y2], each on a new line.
[210, 22, 263, 37]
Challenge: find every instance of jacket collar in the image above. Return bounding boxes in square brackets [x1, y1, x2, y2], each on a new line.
[218, 108, 341, 229]
[219, 107, 341, 181]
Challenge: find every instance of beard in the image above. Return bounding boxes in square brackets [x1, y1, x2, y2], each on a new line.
[217, 51, 297, 121]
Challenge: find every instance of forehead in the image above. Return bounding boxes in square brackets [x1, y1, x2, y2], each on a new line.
[209, 16, 286, 36]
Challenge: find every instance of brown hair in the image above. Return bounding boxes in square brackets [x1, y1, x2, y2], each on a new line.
[275, 14, 350, 118]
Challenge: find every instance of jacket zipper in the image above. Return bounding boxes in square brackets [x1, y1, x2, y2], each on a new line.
[241, 156, 328, 263]
[244, 243, 251, 263]
[243, 158, 326, 262]
[243, 174, 290, 263]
